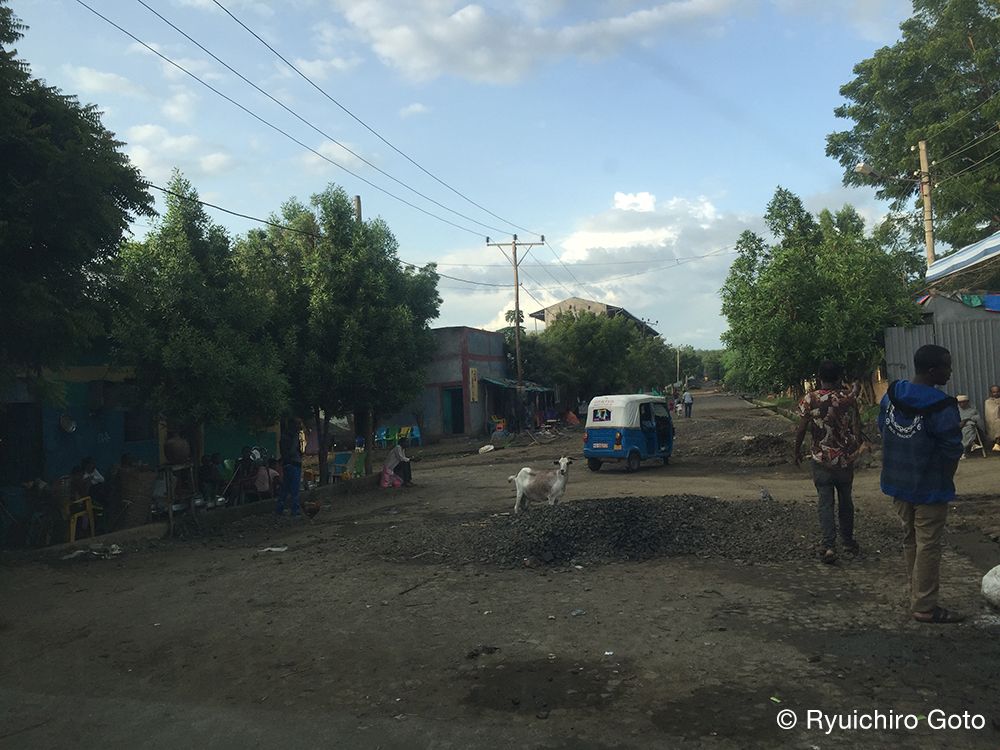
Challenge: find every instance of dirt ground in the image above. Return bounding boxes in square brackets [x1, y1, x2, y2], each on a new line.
[2, 391, 1000, 749]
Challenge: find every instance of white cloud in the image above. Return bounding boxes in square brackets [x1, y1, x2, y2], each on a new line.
[200, 152, 235, 174]
[161, 87, 198, 124]
[399, 102, 430, 118]
[177, 0, 275, 17]
[61, 65, 144, 96]
[614, 191, 657, 212]
[298, 139, 367, 173]
[293, 56, 361, 80]
[770, 0, 908, 43]
[331, 0, 738, 83]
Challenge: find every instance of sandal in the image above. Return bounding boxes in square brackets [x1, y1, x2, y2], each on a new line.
[913, 607, 965, 624]
[843, 540, 861, 555]
[820, 548, 837, 564]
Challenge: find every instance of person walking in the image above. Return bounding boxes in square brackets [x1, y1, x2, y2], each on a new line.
[794, 361, 863, 564]
[682, 389, 693, 418]
[879, 344, 965, 624]
[276, 417, 305, 517]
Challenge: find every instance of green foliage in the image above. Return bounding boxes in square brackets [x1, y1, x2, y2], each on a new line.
[112, 171, 288, 429]
[520, 311, 687, 398]
[721, 188, 920, 394]
[248, 186, 440, 480]
[827, 0, 1000, 249]
[0, 1, 152, 393]
[697, 349, 726, 381]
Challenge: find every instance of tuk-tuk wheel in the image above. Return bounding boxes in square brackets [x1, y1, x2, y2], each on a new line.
[587, 458, 602, 472]
[626, 451, 641, 473]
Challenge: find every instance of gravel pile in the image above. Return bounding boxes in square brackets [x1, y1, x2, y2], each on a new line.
[345, 495, 900, 568]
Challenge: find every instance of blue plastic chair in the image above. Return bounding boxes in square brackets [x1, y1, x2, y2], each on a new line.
[328, 451, 353, 481]
[409, 425, 422, 446]
[374, 426, 388, 448]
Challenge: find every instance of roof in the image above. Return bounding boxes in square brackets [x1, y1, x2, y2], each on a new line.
[479, 375, 553, 392]
[528, 297, 659, 336]
[587, 394, 667, 407]
[926, 229, 1000, 284]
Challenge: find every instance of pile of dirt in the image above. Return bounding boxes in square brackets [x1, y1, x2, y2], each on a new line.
[347, 495, 899, 568]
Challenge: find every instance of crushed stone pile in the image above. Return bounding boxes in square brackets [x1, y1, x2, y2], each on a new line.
[345, 495, 900, 568]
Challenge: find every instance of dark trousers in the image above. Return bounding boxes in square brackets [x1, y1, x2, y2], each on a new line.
[812, 462, 855, 548]
[683, 402, 692, 418]
[397, 461, 412, 484]
[276, 463, 302, 515]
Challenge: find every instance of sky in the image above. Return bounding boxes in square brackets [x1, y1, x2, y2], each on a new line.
[13, 0, 915, 348]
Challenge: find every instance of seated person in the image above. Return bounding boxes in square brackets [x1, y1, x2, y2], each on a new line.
[381, 444, 414, 488]
[957, 394, 983, 455]
[252, 459, 281, 498]
[81, 456, 108, 504]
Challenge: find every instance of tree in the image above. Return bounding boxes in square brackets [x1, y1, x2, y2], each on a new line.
[827, 0, 1000, 249]
[112, 171, 289, 436]
[256, 186, 440, 483]
[721, 188, 920, 395]
[0, 1, 152, 394]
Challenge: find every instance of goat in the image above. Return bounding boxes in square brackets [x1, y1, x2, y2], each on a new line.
[507, 456, 573, 514]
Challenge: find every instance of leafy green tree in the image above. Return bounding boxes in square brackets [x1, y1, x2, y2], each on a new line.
[0, 1, 152, 394]
[697, 350, 726, 381]
[256, 186, 440, 482]
[827, 0, 1000, 248]
[112, 171, 288, 436]
[721, 188, 919, 395]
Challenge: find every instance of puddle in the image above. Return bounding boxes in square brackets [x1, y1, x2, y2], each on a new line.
[462, 656, 629, 714]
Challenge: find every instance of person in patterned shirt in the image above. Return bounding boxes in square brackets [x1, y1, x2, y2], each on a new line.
[794, 360, 864, 564]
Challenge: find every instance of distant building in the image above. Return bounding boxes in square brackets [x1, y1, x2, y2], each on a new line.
[380, 326, 553, 439]
[528, 296, 658, 336]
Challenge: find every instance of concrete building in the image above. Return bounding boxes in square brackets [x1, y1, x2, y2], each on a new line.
[381, 326, 553, 439]
[528, 296, 659, 336]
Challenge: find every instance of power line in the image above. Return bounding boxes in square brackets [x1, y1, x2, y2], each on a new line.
[143, 182, 510, 287]
[934, 127, 1000, 167]
[937, 144, 1000, 184]
[71, 0, 489, 239]
[926, 88, 1000, 143]
[133, 0, 509, 237]
[211, 0, 542, 239]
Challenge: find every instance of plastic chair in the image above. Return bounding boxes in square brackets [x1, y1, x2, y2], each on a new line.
[68, 496, 95, 543]
[374, 427, 388, 449]
[384, 427, 399, 446]
[328, 451, 353, 481]
[345, 451, 365, 479]
[397, 426, 412, 446]
[409, 425, 422, 446]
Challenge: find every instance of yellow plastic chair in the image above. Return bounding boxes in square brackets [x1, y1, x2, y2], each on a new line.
[68, 496, 95, 543]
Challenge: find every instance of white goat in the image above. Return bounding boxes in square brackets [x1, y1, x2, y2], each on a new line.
[507, 456, 573, 514]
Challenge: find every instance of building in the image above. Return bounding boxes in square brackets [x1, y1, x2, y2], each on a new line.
[528, 296, 659, 336]
[380, 326, 552, 439]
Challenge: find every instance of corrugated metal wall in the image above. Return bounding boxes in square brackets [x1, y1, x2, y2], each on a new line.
[885, 319, 1000, 408]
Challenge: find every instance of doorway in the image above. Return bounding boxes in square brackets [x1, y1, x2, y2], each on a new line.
[442, 387, 465, 434]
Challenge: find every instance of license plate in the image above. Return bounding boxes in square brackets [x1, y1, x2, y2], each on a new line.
[592, 442, 609, 448]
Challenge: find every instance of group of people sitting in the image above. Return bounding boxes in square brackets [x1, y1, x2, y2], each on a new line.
[956, 385, 1000, 456]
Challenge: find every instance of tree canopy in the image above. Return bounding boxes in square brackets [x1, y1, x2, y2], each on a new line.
[112, 171, 288, 430]
[721, 187, 920, 394]
[0, 0, 152, 393]
[826, 0, 1000, 249]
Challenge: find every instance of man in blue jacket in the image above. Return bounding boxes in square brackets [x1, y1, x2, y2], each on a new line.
[879, 344, 965, 624]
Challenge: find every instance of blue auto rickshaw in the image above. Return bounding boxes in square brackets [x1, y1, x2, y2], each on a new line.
[583, 394, 674, 472]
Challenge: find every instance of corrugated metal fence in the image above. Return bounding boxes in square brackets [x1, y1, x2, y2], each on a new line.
[885, 320, 1000, 407]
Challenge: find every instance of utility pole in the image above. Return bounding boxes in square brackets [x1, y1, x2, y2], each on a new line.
[675, 347, 680, 385]
[916, 140, 936, 266]
[487, 233, 544, 390]
[355, 195, 373, 476]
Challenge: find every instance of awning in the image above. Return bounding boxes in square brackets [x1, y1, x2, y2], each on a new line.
[479, 375, 553, 392]
[926, 229, 1000, 283]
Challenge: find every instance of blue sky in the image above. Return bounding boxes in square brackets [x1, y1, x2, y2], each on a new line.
[14, 0, 914, 347]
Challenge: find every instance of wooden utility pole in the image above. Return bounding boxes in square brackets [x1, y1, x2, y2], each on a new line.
[487, 234, 544, 389]
[917, 140, 936, 267]
[355, 195, 374, 477]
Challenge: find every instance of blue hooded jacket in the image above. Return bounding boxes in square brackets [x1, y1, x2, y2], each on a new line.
[878, 380, 963, 504]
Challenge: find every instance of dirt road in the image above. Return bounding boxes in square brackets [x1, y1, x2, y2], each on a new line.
[2, 391, 999, 749]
